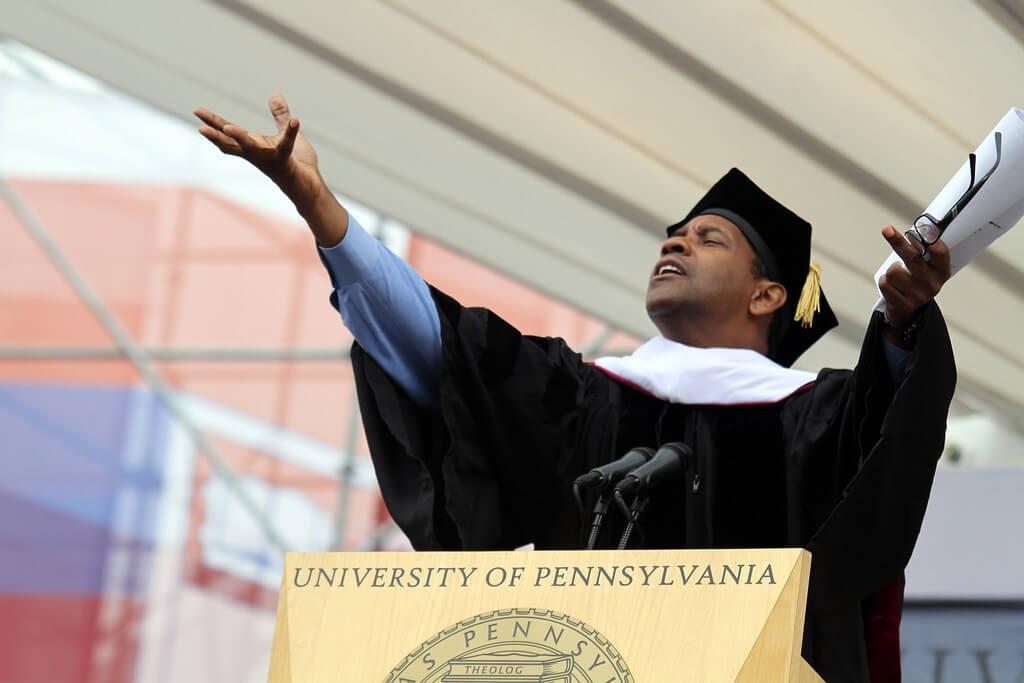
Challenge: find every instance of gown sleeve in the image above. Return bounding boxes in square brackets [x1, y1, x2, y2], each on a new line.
[781, 303, 956, 678]
[352, 286, 616, 551]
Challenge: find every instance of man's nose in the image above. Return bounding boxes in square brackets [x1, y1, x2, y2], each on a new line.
[661, 235, 691, 257]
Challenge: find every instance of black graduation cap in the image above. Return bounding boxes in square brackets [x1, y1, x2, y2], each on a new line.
[667, 168, 838, 367]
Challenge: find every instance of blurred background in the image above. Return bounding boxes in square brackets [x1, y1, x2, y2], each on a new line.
[1, 2, 1022, 681]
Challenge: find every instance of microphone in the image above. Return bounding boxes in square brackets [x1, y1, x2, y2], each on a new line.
[575, 447, 654, 550]
[614, 442, 690, 497]
[613, 442, 691, 550]
[574, 447, 655, 492]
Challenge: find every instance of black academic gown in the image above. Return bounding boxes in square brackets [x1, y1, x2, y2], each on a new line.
[352, 287, 956, 683]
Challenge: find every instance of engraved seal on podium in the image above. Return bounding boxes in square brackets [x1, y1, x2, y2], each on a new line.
[385, 607, 632, 682]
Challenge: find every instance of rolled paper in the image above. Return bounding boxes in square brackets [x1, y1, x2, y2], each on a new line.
[874, 108, 1024, 310]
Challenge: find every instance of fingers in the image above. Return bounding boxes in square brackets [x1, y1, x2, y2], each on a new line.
[222, 123, 265, 156]
[268, 93, 292, 132]
[276, 117, 299, 162]
[193, 108, 230, 132]
[195, 98, 302, 170]
[927, 238, 952, 279]
[267, 94, 300, 162]
[195, 108, 258, 158]
[882, 263, 914, 298]
[879, 266, 916, 325]
[880, 286, 913, 324]
[878, 223, 953, 325]
[882, 225, 927, 275]
[198, 126, 242, 156]
[195, 107, 245, 157]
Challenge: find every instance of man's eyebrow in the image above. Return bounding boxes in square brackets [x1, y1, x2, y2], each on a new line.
[669, 222, 732, 241]
[693, 224, 731, 241]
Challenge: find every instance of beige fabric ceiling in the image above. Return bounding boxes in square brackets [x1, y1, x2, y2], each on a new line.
[6, 0, 1024, 425]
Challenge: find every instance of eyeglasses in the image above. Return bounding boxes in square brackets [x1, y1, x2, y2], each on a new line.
[907, 131, 1002, 248]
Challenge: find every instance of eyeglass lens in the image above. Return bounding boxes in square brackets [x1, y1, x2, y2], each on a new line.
[912, 215, 941, 245]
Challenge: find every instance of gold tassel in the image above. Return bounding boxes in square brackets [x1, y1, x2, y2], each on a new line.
[794, 262, 822, 328]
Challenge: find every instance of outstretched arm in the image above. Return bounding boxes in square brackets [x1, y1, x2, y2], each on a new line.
[318, 214, 441, 409]
[194, 94, 346, 246]
[194, 95, 441, 409]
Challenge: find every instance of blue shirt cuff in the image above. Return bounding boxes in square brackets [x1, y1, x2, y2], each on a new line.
[317, 214, 380, 287]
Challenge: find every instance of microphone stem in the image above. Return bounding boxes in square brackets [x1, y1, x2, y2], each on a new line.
[586, 513, 603, 550]
[585, 493, 612, 550]
[617, 520, 636, 550]
[616, 495, 648, 550]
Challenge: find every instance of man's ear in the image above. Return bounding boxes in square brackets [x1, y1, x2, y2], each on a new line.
[750, 280, 787, 319]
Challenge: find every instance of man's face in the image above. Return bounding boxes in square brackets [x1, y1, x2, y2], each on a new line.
[645, 214, 760, 325]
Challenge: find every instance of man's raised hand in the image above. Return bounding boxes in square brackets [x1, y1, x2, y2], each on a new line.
[194, 94, 324, 212]
[194, 94, 348, 246]
[878, 225, 952, 331]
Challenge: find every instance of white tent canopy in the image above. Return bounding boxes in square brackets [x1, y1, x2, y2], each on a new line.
[5, 0, 1024, 429]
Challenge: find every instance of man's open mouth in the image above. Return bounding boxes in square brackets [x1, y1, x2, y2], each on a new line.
[653, 263, 685, 278]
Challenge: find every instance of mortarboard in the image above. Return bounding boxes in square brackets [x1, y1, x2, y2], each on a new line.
[667, 168, 838, 367]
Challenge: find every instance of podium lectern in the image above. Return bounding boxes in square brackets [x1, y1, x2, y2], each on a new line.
[267, 548, 824, 682]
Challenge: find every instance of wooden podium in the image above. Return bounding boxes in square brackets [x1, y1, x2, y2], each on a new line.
[267, 548, 824, 682]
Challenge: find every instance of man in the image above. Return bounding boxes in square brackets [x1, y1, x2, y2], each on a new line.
[195, 95, 955, 682]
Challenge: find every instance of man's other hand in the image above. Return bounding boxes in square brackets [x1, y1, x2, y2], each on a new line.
[194, 94, 324, 212]
[878, 225, 952, 329]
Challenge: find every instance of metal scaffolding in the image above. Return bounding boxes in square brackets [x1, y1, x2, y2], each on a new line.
[1, 177, 290, 551]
